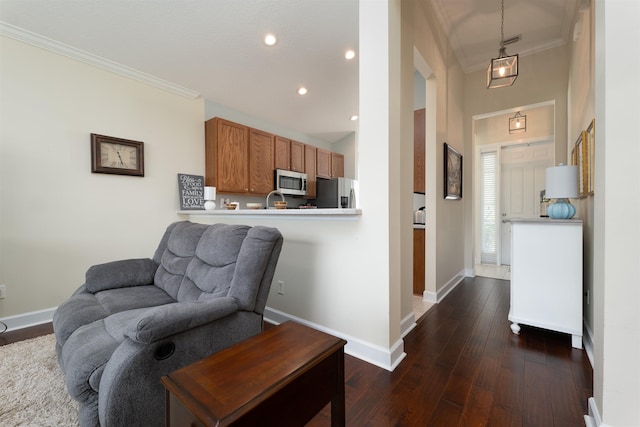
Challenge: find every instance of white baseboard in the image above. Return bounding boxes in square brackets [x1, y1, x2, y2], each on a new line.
[401, 311, 416, 338]
[423, 270, 466, 303]
[585, 397, 610, 427]
[264, 306, 405, 372]
[0, 307, 56, 331]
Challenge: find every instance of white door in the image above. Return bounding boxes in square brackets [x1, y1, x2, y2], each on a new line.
[500, 141, 554, 265]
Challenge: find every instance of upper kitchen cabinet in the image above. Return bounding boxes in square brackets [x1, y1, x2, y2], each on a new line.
[317, 149, 344, 179]
[248, 128, 275, 194]
[274, 136, 291, 171]
[291, 140, 305, 172]
[205, 117, 249, 192]
[205, 117, 275, 195]
[316, 148, 331, 178]
[331, 152, 344, 178]
[414, 108, 426, 193]
[304, 144, 317, 199]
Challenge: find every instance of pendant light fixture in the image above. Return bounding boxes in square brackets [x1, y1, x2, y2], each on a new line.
[509, 111, 526, 133]
[487, 0, 519, 89]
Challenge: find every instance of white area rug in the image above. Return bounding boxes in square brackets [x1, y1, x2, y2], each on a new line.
[0, 334, 78, 426]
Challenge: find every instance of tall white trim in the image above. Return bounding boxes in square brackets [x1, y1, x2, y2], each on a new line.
[0, 22, 200, 99]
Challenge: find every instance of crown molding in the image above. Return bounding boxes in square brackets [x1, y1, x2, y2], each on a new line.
[0, 22, 200, 99]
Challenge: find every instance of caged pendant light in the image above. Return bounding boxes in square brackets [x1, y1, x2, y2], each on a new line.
[487, 0, 519, 89]
[509, 111, 526, 133]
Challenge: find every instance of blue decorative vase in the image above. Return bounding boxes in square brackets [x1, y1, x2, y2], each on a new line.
[547, 199, 576, 219]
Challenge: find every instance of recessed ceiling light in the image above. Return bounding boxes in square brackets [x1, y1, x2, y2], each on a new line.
[350, 115, 358, 121]
[264, 34, 277, 46]
[297, 87, 308, 95]
[345, 50, 356, 60]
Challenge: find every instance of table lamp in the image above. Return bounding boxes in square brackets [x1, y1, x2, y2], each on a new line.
[203, 186, 216, 210]
[545, 164, 578, 219]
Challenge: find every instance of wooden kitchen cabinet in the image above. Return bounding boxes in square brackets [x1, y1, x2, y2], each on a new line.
[249, 128, 275, 194]
[274, 136, 291, 171]
[316, 148, 331, 178]
[304, 144, 317, 199]
[413, 229, 425, 295]
[414, 108, 426, 193]
[205, 117, 249, 192]
[204, 117, 275, 195]
[291, 140, 305, 172]
[331, 152, 344, 178]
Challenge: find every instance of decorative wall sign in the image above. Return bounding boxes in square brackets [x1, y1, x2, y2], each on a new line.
[177, 174, 205, 210]
[91, 134, 144, 176]
[444, 143, 463, 200]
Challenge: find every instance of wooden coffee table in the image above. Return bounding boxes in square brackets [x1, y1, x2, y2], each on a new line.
[161, 321, 347, 426]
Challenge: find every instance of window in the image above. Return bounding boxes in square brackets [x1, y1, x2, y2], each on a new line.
[480, 151, 498, 264]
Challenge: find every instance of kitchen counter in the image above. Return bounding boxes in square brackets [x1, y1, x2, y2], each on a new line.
[178, 208, 362, 218]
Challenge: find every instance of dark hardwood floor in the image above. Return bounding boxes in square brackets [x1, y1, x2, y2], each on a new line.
[307, 276, 592, 426]
[1, 276, 592, 426]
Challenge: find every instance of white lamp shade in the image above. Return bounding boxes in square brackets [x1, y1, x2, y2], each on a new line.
[545, 165, 578, 199]
[204, 186, 216, 200]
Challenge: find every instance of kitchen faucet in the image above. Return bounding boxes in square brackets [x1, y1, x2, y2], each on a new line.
[266, 190, 285, 208]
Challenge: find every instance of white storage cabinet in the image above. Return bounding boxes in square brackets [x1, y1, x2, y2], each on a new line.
[508, 218, 583, 349]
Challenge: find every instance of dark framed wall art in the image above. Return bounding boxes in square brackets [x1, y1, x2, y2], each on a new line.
[444, 142, 462, 200]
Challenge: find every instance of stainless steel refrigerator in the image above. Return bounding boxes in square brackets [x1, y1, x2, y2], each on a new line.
[315, 177, 358, 208]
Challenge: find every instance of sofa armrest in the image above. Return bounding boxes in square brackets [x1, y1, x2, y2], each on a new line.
[85, 258, 157, 293]
[125, 297, 239, 344]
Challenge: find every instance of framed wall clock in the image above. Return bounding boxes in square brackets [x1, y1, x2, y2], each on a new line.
[91, 134, 144, 177]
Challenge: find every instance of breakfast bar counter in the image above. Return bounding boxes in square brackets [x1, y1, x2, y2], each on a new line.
[179, 208, 362, 218]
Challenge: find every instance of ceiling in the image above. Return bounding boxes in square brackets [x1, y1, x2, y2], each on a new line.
[0, 0, 577, 143]
[430, 0, 579, 73]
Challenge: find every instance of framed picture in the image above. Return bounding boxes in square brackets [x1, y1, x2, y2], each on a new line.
[573, 131, 587, 197]
[444, 143, 462, 200]
[91, 134, 144, 177]
[586, 119, 595, 195]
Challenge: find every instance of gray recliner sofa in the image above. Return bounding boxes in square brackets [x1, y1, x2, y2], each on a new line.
[53, 221, 283, 427]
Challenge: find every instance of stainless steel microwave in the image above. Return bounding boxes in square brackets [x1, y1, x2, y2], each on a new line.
[275, 169, 307, 196]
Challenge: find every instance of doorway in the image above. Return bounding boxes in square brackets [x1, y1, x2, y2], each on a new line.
[413, 48, 436, 318]
[473, 102, 556, 277]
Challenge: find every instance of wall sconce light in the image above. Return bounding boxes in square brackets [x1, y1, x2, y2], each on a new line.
[509, 111, 526, 133]
[487, 0, 519, 89]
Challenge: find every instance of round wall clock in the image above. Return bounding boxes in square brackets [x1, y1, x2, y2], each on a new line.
[91, 134, 144, 177]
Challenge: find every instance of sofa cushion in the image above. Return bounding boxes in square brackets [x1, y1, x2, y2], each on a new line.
[177, 224, 250, 302]
[228, 226, 283, 311]
[154, 221, 209, 299]
[94, 285, 175, 314]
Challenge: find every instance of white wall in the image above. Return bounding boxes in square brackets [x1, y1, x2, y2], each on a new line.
[0, 36, 204, 318]
[567, 1, 596, 366]
[475, 104, 555, 146]
[409, 0, 467, 297]
[593, 0, 640, 425]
